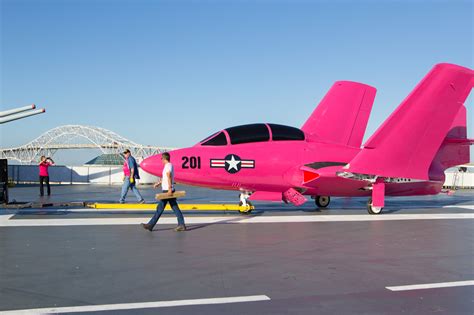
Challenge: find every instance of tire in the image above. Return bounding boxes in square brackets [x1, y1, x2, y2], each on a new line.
[238, 208, 252, 215]
[315, 196, 330, 208]
[238, 200, 253, 214]
[238, 200, 253, 207]
[367, 197, 383, 214]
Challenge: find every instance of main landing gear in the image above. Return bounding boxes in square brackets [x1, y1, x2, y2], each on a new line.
[366, 197, 383, 214]
[367, 179, 385, 214]
[238, 192, 253, 214]
[314, 196, 330, 208]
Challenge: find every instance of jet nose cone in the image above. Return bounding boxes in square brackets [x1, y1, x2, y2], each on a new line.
[140, 155, 163, 176]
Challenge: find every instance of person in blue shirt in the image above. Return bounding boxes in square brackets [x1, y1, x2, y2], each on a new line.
[119, 149, 145, 204]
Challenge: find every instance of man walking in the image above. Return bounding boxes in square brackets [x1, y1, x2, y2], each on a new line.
[119, 149, 145, 204]
[141, 152, 186, 232]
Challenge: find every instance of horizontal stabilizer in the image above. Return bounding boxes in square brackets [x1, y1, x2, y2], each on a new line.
[430, 105, 471, 174]
[443, 138, 474, 145]
[346, 63, 474, 180]
[302, 81, 376, 148]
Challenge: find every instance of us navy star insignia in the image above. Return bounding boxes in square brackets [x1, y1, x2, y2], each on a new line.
[210, 154, 255, 174]
[225, 155, 241, 172]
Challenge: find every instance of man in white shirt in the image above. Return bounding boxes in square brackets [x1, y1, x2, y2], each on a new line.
[141, 152, 186, 232]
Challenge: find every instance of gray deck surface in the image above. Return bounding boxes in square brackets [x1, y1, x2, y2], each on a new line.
[1, 185, 473, 314]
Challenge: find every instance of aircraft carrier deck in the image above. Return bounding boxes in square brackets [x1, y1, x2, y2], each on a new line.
[1, 184, 473, 314]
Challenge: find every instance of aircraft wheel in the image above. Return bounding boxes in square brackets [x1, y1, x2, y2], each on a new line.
[238, 200, 253, 206]
[238, 202, 253, 215]
[367, 198, 383, 214]
[315, 196, 330, 208]
[238, 199, 253, 214]
[238, 208, 252, 215]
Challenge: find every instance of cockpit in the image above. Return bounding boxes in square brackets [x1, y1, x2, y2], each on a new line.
[199, 123, 305, 146]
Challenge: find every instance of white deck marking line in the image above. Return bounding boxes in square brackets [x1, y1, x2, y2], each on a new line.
[235, 213, 474, 223]
[442, 205, 474, 210]
[0, 216, 234, 227]
[0, 295, 271, 314]
[0, 214, 14, 221]
[8, 205, 474, 215]
[0, 213, 473, 227]
[386, 280, 474, 291]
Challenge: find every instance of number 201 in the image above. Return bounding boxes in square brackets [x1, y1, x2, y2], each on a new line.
[182, 156, 201, 169]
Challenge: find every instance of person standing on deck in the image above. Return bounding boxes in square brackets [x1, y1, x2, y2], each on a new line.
[38, 156, 54, 197]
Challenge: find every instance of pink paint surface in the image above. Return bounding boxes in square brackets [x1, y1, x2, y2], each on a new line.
[372, 180, 385, 208]
[347, 63, 473, 180]
[39, 162, 51, 177]
[141, 63, 473, 207]
[123, 160, 131, 177]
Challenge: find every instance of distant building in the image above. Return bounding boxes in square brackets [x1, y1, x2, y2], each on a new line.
[85, 154, 124, 166]
[444, 163, 474, 189]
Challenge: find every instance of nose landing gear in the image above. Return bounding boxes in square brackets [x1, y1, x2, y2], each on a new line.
[238, 191, 253, 214]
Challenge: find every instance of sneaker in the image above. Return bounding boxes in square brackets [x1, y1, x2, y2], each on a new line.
[139, 199, 146, 204]
[174, 225, 186, 232]
[119, 201, 125, 204]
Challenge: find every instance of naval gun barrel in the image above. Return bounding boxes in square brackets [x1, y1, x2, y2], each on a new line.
[0, 108, 46, 124]
[0, 104, 37, 117]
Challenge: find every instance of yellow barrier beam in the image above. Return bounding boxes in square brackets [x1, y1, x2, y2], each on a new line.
[89, 203, 254, 212]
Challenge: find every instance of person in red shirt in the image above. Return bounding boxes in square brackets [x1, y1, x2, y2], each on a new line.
[38, 156, 54, 196]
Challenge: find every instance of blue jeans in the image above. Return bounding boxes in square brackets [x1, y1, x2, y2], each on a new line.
[148, 191, 185, 228]
[119, 176, 144, 202]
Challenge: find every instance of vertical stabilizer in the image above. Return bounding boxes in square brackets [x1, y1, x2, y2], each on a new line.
[302, 81, 376, 148]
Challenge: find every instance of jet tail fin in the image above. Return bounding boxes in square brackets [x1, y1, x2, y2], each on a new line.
[345, 63, 473, 180]
[302, 81, 376, 148]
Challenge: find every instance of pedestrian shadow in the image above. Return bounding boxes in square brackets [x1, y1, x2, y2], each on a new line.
[148, 224, 216, 232]
[151, 227, 176, 232]
[184, 214, 265, 231]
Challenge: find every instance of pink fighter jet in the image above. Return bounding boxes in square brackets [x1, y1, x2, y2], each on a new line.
[141, 63, 473, 214]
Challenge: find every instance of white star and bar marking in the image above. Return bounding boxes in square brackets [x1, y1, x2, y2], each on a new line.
[210, 154, 255, 173]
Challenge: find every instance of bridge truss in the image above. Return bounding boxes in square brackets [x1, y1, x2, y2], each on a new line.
[0, 125, 173, 164]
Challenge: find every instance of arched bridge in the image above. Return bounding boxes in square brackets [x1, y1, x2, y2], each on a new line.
[0, 125, 174, 164]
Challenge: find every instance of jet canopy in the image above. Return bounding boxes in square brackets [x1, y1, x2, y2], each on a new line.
[199, 123, 305, 146]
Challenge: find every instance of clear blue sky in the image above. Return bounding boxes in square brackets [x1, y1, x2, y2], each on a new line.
[1, 0, 473, 164]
